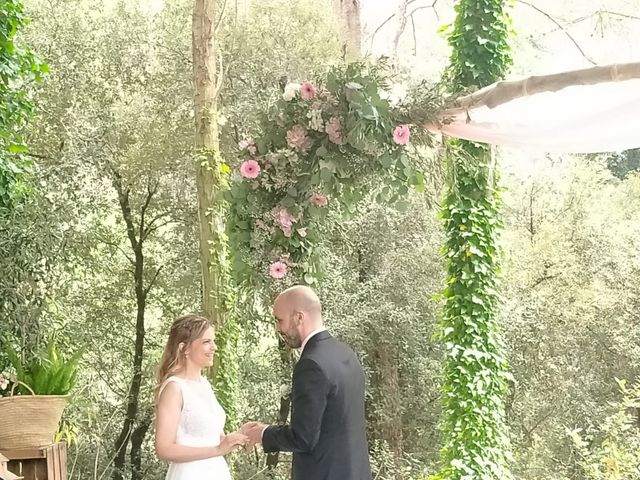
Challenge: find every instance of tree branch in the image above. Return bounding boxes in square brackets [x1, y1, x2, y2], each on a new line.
[141, 219, 174, 243]
[141, 213, 173, 243]
[25, 152, 52, 160]
[139, 180, 159, 243]
[106, 160, 139, 254]
[410, 11, 417, 56]
[516, 0, 597, 65]
[564, 10, 640, 28]
[530, 273, 557, 289]
[601, 10, 640, 21]
[214, 0, 228, 32]
[393, 0, 410, 60]
[522, 407, 556, 441]
[96, 236, 136, 266]
[143, 266, 163, 297]
[368, 0, 438, 53]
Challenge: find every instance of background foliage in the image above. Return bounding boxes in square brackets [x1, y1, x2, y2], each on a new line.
[0, 0, 638, 479]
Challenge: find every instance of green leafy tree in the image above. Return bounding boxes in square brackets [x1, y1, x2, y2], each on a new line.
[569, 379, 640, 480]
[23, 1, 201, 478]
[0, 0, 46, 210]
[500, 157, 640, 479]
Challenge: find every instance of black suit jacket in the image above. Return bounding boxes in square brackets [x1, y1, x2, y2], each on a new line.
[262, 331, 371, 480]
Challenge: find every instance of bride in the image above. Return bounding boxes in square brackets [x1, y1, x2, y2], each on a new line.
[155, 314, 248, 480]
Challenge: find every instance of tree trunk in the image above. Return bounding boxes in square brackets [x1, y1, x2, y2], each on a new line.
[331, 0, 361, 59]
[366, 333, 403, 479]
[110, 172, 157, 480]
[193, 0, 239, 428]
[130, 411, 152, 480]
[376, 343, 403, 458]
[435, 1, 515, 479]
[192, 0, 226, 330]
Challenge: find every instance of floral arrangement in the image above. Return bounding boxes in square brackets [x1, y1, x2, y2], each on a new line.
[226, 62, 435, 287]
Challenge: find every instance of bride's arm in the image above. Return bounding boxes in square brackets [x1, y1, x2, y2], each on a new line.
[155, 382, 245, 462]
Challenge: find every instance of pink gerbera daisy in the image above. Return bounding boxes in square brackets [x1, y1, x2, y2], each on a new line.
[240, 160, 261, 179]
[309, 192, 328, 207]
[300, 81, 317, 101]
[269, 261, 288, 279]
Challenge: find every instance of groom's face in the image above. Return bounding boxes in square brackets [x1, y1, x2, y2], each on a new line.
[274, 301, 303, 348]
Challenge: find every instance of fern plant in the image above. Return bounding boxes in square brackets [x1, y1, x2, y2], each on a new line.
[2, 337, 83, 396]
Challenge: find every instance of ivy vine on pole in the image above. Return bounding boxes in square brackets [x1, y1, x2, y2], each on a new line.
[430, 0, 514, 479]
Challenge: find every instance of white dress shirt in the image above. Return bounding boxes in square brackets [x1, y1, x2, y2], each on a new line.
[300, 327, 327, 352]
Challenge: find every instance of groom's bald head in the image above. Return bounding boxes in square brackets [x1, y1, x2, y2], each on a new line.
[273, 286, 323, 347]
[275, 285, 322, 318]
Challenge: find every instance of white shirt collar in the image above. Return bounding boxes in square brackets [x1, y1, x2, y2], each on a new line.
[301, 327, 327, 352]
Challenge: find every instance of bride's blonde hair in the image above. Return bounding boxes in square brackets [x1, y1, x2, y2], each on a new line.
[154, 314, 212, 403]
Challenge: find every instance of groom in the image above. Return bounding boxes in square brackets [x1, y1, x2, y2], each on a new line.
[242, 285, 371, 480]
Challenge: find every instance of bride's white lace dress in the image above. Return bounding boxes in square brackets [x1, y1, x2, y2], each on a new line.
[161, 376, 232, 480]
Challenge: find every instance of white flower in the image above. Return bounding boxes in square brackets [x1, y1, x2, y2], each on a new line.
[0, 372, 10, 390]
[307, 108, 324, 131]
[279, 384, 291, 398]
[283, 82, 301, 101]
[238, 137, 254, 150]
[217, 114, 228, 126]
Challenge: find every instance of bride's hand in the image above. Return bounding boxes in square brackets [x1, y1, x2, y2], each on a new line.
[218, 431, 249, 455]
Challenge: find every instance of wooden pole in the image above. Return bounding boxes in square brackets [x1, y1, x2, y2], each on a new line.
[444, 62, 640, 114]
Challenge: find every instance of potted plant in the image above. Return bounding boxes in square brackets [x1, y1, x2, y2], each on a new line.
[0, 336, 82, 449]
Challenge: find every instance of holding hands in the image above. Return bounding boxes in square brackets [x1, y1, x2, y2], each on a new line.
[218, 431, 250, 455]
[217, 422, 266, 456]
[239, 421, 268, 450]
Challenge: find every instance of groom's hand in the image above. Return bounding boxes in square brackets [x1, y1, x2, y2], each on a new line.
[239, 421, 258, 436]
[240, 421, 267, 451]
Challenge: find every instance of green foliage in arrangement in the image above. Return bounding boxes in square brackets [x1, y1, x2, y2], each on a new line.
[227, 61, 439, 289]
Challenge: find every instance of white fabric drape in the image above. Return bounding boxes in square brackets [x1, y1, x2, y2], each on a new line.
[427, 70, 640, 154]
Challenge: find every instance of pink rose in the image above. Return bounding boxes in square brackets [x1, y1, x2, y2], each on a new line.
[392, 125, 411, 145]
[286, 124, 313, 152]
[272, 207, 298, 236]
[240, 160, 261, 179]
[269, 261, 288, 279]
[310, 193, 328, 207]
[300, 81, 317, 101]
[325, 116, 345, 145]
[238, 137, 254, 150]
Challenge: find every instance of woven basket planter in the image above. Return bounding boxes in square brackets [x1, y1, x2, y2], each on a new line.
[0, 382, 68, 449]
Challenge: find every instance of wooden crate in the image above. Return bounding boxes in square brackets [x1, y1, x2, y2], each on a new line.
[1, 452, 23, 480]
[0, 443, 66, 480]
